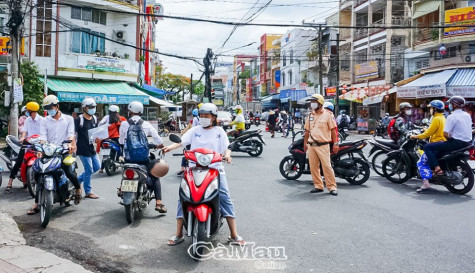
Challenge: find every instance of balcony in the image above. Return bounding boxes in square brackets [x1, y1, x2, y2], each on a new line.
[414, 25, 439, 45]
[370, 18, 386, 35]
[355, 0, 368, 7]
[354, 28, 368, 40]
[340, 28, 351, 40]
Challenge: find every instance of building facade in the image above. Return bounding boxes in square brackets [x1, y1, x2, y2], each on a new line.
[259, 34, 282, 95]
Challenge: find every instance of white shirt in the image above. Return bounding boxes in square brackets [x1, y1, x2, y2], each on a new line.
[192, 116, 200, 127]
[21, 114, 44, 138]
[40, 113, 75, 145]
[336, 115, 350, 124]
[234, 114, 245, 123]
[119, 116, 163, 145]
[98, 115, 110, 126]
[444, 109, 472, 142]
[181, 126, 230, 168]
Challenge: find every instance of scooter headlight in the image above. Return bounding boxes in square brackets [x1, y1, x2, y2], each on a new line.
[44, 176, 55, 190]
[196, 152, 213, 166]
[181, 179, 190, 198]
[204, 179, 218, 199]
[43, 144, 56, 157]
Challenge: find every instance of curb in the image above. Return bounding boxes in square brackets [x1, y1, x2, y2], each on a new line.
[0, 211, 92, 273]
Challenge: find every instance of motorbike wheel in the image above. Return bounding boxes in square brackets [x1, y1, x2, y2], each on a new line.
[279, 155, 304, 180]
[445, 160, 474, 195]
[26, 167, 37, 198]
[345, 158, 371, 185]
[40, 189, 53, 228]
[371, 151, 387, 177]
[125, 204, 135, 224]
[382, 154, 412, 184]
[191, 218, 206, 260]
[104, 158, 117, 176]
[247, 140, 263, 157]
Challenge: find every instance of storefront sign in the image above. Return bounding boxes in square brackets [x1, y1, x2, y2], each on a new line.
[396, 86, 418, 98]
[355, 61, 379, 81]
[13, 78, 23, 103]
[77, 56, 131, 74]
[0, 37, 25, 55]
[57, 92, 149, 105]
[326, 86, 336, 97]
[275, 70, 281, 88]
[444, 7, 475, 36]
[212, 99, 224, 106]
[398, 85, 446, 98]
[447, 86, 475, 98]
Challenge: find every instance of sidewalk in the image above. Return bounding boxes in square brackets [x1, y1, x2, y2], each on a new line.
[0, 211, 92, 273]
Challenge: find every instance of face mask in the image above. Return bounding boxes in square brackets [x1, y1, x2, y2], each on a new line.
[47, 109, 57, 117]
[25, 111, 30, 117]
[87, 108, 96, 116]
[200, 118, 212, 128]
[449, 104, 453, 111]
[405, 110, 412, 116]
[310, 103, 320, 109]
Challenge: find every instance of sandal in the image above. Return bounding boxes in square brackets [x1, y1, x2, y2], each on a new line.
[433, 168, 444, 176]
[4, 186, 12, 194]
[27, 207, 40, 215]
[228, 235, 246, 246]
[85, 193, 99, 199]
[155, 204, 167, 213]
[167, 235, 184, 246]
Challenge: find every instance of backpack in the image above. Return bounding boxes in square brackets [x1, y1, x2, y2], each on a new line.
[79, 114, 97, 128]
[387, 116, 399, 142]
[339, 115, 348, 128]
[125, 119, 149, 163]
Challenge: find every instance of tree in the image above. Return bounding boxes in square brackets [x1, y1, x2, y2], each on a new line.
[154, 66, 206, 102]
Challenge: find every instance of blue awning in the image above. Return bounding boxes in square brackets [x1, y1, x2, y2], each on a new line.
[281, 97, 290, 103]
[142, 84, 176, 96]
[279, 89, 308, 101]
[447, 68, 475, 98]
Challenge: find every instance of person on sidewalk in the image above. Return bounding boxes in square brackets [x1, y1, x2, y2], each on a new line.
[75, 97, 101, 199]
[423, 96, 472, 177]
[304, 94, 339, 196]
[4, 102, 43, 194]
[267, 110, 277, 138]
[410, 100, 446, 193]
[28, 95, 82, 215]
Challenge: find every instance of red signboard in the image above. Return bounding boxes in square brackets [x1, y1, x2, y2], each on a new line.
[326, 86, 336, 96]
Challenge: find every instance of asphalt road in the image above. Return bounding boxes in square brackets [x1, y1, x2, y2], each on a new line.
[1, 126, 475, 273]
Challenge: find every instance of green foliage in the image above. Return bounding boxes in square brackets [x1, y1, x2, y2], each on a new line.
[239, 70, 250, 79]
[192, 80, 204, 96]
[430, 29, 439, 41]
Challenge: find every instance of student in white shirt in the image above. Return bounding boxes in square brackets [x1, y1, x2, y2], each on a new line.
[163, 103, 245, 246]
[5, 102, 43, 194]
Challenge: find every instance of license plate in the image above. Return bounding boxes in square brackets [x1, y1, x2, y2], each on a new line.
[344, 129, 348, 132]
[101, 149, 111, 156]
[121, 180, 138, 192]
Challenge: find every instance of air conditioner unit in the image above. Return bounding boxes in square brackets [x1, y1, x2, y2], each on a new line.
[114, 30, 126, 41]
[464, 54, 475, 63]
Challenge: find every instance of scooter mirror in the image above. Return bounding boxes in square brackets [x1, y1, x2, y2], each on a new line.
[169, 134, 182, 144]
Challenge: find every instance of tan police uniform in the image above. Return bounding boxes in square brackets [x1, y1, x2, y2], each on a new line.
[304, 108, 337, 191]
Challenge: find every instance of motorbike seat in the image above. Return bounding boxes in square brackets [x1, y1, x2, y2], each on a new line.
[124, 163, 148, 173]
[438, 145, 473, 161]
[340, 140, 363, 147]
[8, 136, 21, 147]
[375, 139, 399, 149]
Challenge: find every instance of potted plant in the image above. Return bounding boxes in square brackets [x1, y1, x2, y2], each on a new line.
[124, 53, 129, 59]
[430, 29, 439, 41]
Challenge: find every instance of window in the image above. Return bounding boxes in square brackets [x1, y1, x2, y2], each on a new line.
[289, 70, 293, 85]
[71, 28, 106, 54]
[283, 51, 286, 67]
[290, 49, 294, 64]
[469, 44, 475, 55]
[82, 8, 92, 21]
[433, 46, 457, 60]
[282, 72, 286, 86]
[36, 0, 52, 57]
[416, 59, 429, 70]
[92, 10, 107, 25]
[71, 7, 81, 19]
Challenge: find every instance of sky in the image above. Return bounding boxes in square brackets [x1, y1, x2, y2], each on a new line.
[155, 0, 339, 77]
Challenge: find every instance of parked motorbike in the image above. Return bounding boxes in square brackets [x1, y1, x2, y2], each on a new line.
[169, 134, 224, 259]
[245, 118, 251, 130]
[117, 144, 160, 224]
[373, 121, 388, 139]
[382, 134, 474, 195]
[0, 135, 40, 197]
[279, 138, 371, 185]
[101, 139, 122, 176]
[226, 128, 266, 157]
[368, 138, 400, 177]
[32, 140, 78, 228]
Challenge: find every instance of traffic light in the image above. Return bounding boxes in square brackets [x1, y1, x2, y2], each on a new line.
[211, 89, 215, 100]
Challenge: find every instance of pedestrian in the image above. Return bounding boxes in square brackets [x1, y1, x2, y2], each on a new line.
[280, 111, 288, 137]
[304, 94, 339, 196]
[267, 110, 277, 138]
[75, 98, 101, 199]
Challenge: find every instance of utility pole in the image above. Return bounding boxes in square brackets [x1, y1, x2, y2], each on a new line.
[8, 0, 23, 137]
[190, 73, 193, 100]
[318, 25, 323, 95]
[334, 33, 341, 115]
[237, 70, 241, 105]
[203, 48, 213, 102]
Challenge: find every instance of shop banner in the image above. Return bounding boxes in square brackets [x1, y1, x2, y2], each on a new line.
[447, 86, 475, 98]
[355, 61, 379, 81]
[57, 92, 149, 105]
[444, 6, 475, 36]
[326, 86, 336, 97]
[396, 86, 418, 98]
[77, 56, 131, 73]
[397, 85, 446, 99]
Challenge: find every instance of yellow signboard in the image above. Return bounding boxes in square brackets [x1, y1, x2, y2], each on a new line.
[212, 99, 224, 106]
[444, 7, 475, 36]
[0, 37, 25, 55]
[355, 61, 379, 81]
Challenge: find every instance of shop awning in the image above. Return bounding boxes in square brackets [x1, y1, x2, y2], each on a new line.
[134, 90, 177, 107]
[447, 68, 475, 98]
[413, 1, 440, 19]
[363, 87, 396, 106]
[280, 89, 308, 101]
[41, 78, 149, 105]
[281, 97, 290, 103]
[397, 69, 457, 99]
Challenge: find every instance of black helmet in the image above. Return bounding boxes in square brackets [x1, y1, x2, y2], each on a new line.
[448, 96, 465, 108]
[399, 102, 412, 111]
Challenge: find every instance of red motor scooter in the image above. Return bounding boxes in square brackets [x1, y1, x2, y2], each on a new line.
[169, 134, 223, 260]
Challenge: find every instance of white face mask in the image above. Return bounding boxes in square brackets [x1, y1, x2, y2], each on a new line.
[200, 118, 212, 128]
[310, 103, 320, 109]
[405, 110, 412, 116]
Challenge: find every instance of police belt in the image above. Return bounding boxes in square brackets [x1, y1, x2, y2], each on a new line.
[308, 141, 330, 147]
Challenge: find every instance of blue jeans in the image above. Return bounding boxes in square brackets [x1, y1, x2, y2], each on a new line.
[78, 155, 101, 194]
[176, 167, 235, 219]
[423, 139, 470, 170]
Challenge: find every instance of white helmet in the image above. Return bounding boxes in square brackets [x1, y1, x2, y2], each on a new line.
[323, 102, 334, 111]
[21, 106, 27, 113]
[128, 101, 144, 114]
[109, 105, 120, 113]
[42, 95, 59, 109]
[198, 103, 218, 116]
[81, 97, 97, 108]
